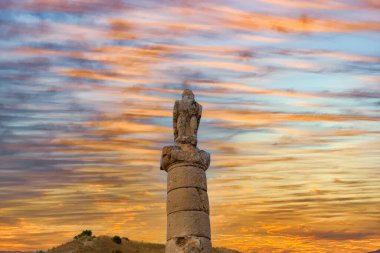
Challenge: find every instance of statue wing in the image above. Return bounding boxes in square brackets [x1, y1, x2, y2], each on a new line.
[173, 100, 179, 139]
[197, 104, 202, 131]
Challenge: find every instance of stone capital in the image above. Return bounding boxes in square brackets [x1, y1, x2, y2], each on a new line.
[160, 145, 210, 172]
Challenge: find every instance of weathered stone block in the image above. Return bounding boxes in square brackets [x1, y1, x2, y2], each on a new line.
[167, 165, 207, 192]
[167, 211, 211, 240]
[166, 236, 212, 253]
[167, 187, 209, 214]
[161, 145, 210, 172]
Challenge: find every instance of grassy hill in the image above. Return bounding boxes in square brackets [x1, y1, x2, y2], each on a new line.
[44, 232, 241, 253]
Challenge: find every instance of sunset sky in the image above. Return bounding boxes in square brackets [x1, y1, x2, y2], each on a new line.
[0, 0, 379, 252]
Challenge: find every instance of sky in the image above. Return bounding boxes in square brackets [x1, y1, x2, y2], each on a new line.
[0, 0, 379, 252]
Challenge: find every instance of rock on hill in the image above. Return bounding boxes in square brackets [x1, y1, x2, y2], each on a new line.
[45, 235, 241, 253]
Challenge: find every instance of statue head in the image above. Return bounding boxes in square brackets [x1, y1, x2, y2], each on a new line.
[182, 89, 195, 102]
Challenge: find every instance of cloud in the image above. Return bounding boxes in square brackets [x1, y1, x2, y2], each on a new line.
[312, 230, 375, 240]
[239, 34, 287, 43]
[319, 51, 380, 63]
[204, 109, 379, 130]
[258, 0, 348, 10]
[179, 59, 257, 73]
[190, 81, 319, 98]
[1, 0, 129, 14]
[211, 5, 380, 33]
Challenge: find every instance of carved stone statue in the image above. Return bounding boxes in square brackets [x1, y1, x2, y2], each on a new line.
[173, 89, 202, 147]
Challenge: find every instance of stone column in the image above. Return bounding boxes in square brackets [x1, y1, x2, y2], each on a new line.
[160, 89, 212, 253]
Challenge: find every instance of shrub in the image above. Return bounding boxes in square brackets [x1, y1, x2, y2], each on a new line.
[74, 230, 92, 239]
[112, 235, 122, 244]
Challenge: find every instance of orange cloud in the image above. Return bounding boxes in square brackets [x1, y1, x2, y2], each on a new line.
[205, 109, 379, 128]
[211, 5, 380, 33]
[182, 59, 257, 72]
[259, 0, 348, 10]
[239, 34, 287, 43]
[319, 51, 380, 63]
[6, 0, 128, 13]
[191, 80, 319, 98]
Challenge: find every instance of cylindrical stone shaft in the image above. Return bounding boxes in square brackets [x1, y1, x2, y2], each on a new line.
[166, 163, 211, 253]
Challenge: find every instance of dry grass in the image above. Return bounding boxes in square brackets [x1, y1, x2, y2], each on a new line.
[45, 236, 241, 253]
[46, 236, 163, 253]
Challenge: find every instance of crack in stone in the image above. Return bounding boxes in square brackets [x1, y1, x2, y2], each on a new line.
[196, 187, 208, 212]
[167, 186, 206, 194]
[167, 209, 209, 216]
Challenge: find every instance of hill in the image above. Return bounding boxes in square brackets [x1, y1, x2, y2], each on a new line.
[44, 234, 241, 253]
[0, 252, 33, 253]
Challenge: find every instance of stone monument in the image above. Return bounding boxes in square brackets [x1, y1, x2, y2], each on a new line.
[160, 89, 212, 253]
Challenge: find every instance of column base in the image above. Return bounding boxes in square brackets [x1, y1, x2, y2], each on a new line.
[166, 236, 212, 253]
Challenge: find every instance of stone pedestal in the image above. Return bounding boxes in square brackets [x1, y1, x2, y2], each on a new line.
[161, 144, 211, 253]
